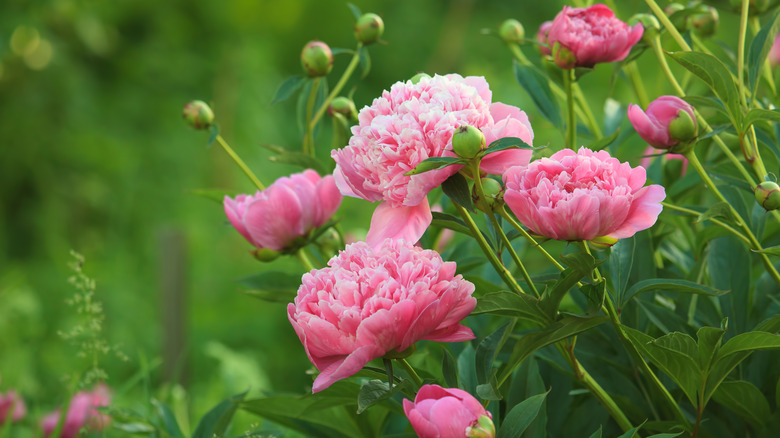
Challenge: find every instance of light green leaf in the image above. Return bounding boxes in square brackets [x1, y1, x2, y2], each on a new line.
[712, 380, 771, 428]
[748, 10, 780, 97]
[152, 399, 184, 438]
[267, 149, 330, 175]
[585, 128, 620, 152]
[695, 201, 739, 226]
[482, 136, 540, 155]
[271, 75, 306, 105]
[189, 189, 238, 204]
[744, 108, 780, 131]
[496, 392, 549, 438]
[404, 156, 466, 176]
[442, 173, 476, 212]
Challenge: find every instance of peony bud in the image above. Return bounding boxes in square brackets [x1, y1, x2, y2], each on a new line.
[253, 248, 280, 262]
[627, 96, 697, 152]
[452, 125, 486, 159]
[755, 181, 780, 211]
[552, 41, 577, 70]
[301, 41, 333, 77]
[404, 385, 492, 438]
[536, 21, 553, 56]
[328, 96, 357, 119]
[354, 13, 384, 45]
[667, 108, 697, 144]
[409, 72, 431, 84]
[588, 235, 619, 250]
[499, 19, 525, 44]
[467, 415, 496, 438]
[690, 6, 719, 38]
[182, 100, 214, 130]
[473, 177, 504, 214]
[628, 13, 660, 44]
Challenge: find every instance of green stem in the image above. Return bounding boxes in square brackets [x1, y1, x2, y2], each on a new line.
[625, 61, 650, 108]
[564, 68, 577, 148]
[644, 0, 692, 51]
[573, 83, 603, 138]
[303, 77, 321, 156]
[396, 358, 423, 388]
[685, 151, 780, 286]
[498, 207, 566, 272]
[661, 202, 751, 246]
[309, 44, 363, 131]
[296, 249, 316, 272]
[216, 135, 265, 191]
[454, 202, 525, 294]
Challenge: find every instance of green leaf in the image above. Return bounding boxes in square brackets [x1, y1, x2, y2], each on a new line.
[113, 422, 156, 434]
[442, 347, 459, 389]
[498, 315, 609, 385]
[476, 376, 502, 401]
[712, 380, 771, 427]
[472, 290, 547, 323]
[271, 75, 306, 105]
[405, 156, 466, 176]
[621, 279, 727, 307]
[748, 10, 780, 97]
[358, 46, 371, 78]
[236, 271, 302, 303]
[482, 136, 541, 156]
[192, 390, 248, 438]
[580, 282, 606, 316]
[442, 172, 475, 212]
[476, 322, 513, 387]
[609, 236, 635, 305]
[151, 400, 184, 438]
[189, 189, 238, 204]
[356, 379, 413, 414]
[744, 108, 780, 131]
[615, 425, 643, 438]
[347, 3, 362, 20]
[206, 123, 220, 148]
[751, 245, 780, 256]
[267, 149, 330, 175]
[540, 260, 594, 319]
[668, 51, 742, 131]
[696, 326, 726, 370]
[587, 427, 602, 438]
[696, 201, 739, 226]
[496, 392, 549, 438]
[682, 96, 728, 119]
[431, 211, 472, 236]
[513, 61, 562, 128]
[646, 433, 682, 438]
[585, 128, 620, 152]
[705, 331, 780, 403]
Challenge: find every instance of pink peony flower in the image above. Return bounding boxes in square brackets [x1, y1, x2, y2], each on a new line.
[769, 34, 780, 67]
[287, 239, 476, 393]
[224, 169, 342, 252]
[41, 384, 111, 438]
[403, 385, 494, 438]
[503, 147, 665, 241]
[332, 74, 534, 247]
[628, 96, 697, 150]
[0, 390, 26, 424]
[547, 4, 643, 69]
[536, 21, 553, 56]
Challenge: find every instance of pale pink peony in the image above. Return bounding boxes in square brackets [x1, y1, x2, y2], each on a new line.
[627, 96, 697, 150]
[548, 4, 643, 69]
[224, 169, 342, 252]
[0, 390, 26, 424]
[403, 385, 494, 438]
[332, 74, 534, 247]
[536, 21, 553, 56]
[287, 239, 476, 393]
[503, 147, 665, 241]
[41, 384, 111, 438]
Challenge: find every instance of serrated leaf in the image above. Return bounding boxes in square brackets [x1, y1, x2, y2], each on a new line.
[621, 279, 727, 307]
[472, 290, 547, 323]
[496, 391, 549, 438]
[442, 172, 475, 212]
[405, 156, 466, 176]
[585, 128, 620, 152]
[668, 51, 742, 131]
[271, 75, 306, 105]
[356, 379, 412, 414]
[192, 390, 248, 438]
[236, 271, 302, 303]
[712, 380, 771, 427]
[748, 10, 780, 97]
[513, 61, 562, 128]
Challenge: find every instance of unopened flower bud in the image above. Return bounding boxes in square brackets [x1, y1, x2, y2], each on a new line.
[354, 13, 384, 45]
[690, 6, 719, 38]
[328, 96, 356, 119]
[410, 72, 431, 84]
[668, 108, 697, 144]
[588, 235, 619, 250]
[664, 3, 688, 32]
[473, 178, 504, 214]
[536, 21, 553, 56]
[628, 96, 697, 151]
[301, 41, 333, 77]
[755, 181, 780, 210]
[552, 41, 577, 70]
[628, 13, 660, 43]
[466, 415, 496, 438]
[499, 19, 525, 44]
[452, 125, 486, 159]
[182, 100, 214, 130]
[253, 248, 280, 262]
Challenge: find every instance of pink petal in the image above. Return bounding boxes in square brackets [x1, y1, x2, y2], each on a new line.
[366, 200, 432, 248]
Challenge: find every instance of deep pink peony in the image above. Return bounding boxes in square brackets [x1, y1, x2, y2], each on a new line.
[287, 239, 476, 393]
[627, 96, 697, 150]
[536, 21, 553, 56]
[548, 4, 643, 69]
[224, 169, 342, 252]
[0, 390, 26, 424]
[332, 74, 534, 247]
[41, 384, 111, 438]
[403, 385, 494, 438]
[503, 147, 665, 241]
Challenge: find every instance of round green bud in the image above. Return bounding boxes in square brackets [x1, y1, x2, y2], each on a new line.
[628, 13, 660, 43]
[473, 177, 504, 214]
[452, 125, 486, 159]
[690, 6, 719, 38]
[755, 181, 780, 211]
[301, 41, 333, 77]
[354, 13, 384, 45]
[499, 19, 525, 44]
[588, 235, 619, 250]
[410, 72, 431, 84]
[182, 100, 214, 130]
[552, 41, 576, 69]
[328, 96, 357, 119]
[253, 248, 280, 262]
[466, 415, 496, 438]
[668, 109, 697, 144]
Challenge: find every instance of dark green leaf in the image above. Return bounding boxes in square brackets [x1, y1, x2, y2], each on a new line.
[668, 51, 742, 131]
[621, 279, 727, 306]
[748, 10, 780, 97]
[405, 156, 466, 176]
[682, 96, 728, 119]
[712, 380, 771, 427]
[476, 322, 513, 386]
[696, 201, 738, 225]
[744, 108, 780, 131]
[513, 61, 562, 128]
[646, 434, 683, 438]
[271, 75, 306, 105]
[716, 331, 780, 357]
[585, 128, 620, 152]
[609, 236, 635, 305]
[496, 392, 549, 438]
[152, 399, 183, 438]
[472, 290, 547, 323]
[431, 211, 472, 236]
[482, 136, 540, 155]
[615, 425, 642, 438]
[580, 282, 606, 316]
[442, 172, 475, 212]
[696, 326, 725, 370]
[192, 390, 248, 438]
[236, 271, 302, 303]
[457, 344, 477, 395]
[356, 379, 412, 414]
[442, 347, 459, 389]
[587, 427, 602, 438]
[476, 377, 502, 401]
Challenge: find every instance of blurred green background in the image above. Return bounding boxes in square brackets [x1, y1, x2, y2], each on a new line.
[0, 0, 745, 434]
